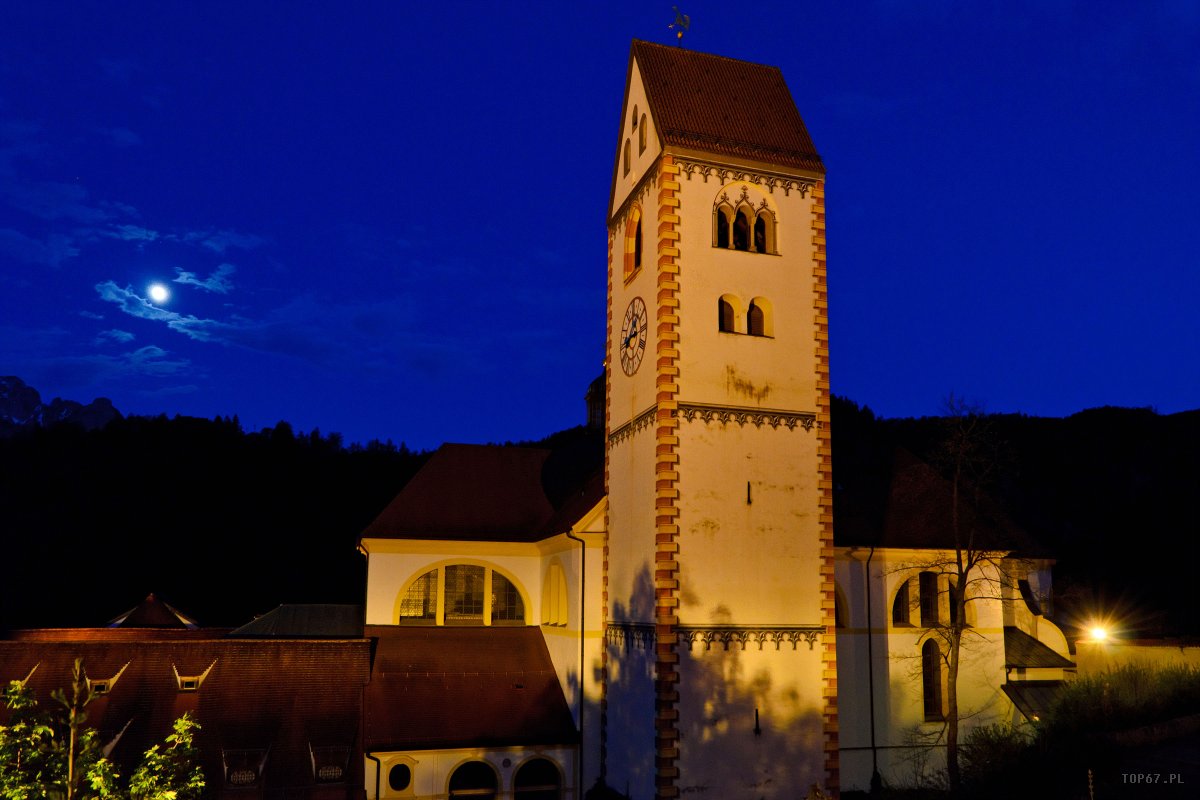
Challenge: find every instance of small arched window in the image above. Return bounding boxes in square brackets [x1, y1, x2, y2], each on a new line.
[718, 297, 736, 333]
[748, 301, 765, 336]
[733, 210, 751, 251]
[514, 759, 562, 800]
[623, 139, 631, 176]
[922, 639, 944, 721]
[449, 762, 497, 800]
[638, 114, 647, 154]
[632, 106, 638, 130]
[634, 218, 642, 269]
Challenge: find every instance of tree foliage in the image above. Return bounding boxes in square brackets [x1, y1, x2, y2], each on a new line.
[0, 662, 203, 800]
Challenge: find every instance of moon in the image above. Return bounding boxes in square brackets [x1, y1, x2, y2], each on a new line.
[148, 283, 170, 303]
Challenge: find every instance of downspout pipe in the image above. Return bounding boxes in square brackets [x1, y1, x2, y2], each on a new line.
[365, 752, 382, 800]
[864, 546, 881, 793]
[565, 530, 586, 796]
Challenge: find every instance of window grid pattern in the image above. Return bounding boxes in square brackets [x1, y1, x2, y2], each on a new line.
[491, 573, 525, 623]
[445, 565, 485, 624]
[398, 570, 438, 621]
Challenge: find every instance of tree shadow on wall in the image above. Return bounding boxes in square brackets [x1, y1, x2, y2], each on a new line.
[599, 566, 831, 800]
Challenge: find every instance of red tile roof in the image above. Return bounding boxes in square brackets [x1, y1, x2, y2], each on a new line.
[364, 625, 578, 751]
[0, 636, 370, 793]
[361, 444, 602, 543]
[630, 40, 823, 173]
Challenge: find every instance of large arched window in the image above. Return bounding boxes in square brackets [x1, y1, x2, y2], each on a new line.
[919, 571, 939, 627]
[398, 569, 437, 623]
[396, 564, 529, 626]
[922, 639, 944, 721]
[892, 579, 912, 626]
[712, 186, 779, 255]
[449, 762, 497, 800]
[514, 759, 562, 800]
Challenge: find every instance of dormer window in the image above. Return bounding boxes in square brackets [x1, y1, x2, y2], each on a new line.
[173, 660, 216, 692]
[311, 744, 350, 784]
[88, 662, 129, 697]
[224, 748, 268, 788]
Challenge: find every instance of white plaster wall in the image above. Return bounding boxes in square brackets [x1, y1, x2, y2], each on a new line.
[677, 644, 826, 798]
[675, 422, 822, 625]
[836, 550, 1019, 791]
[674, 175, 818, 411]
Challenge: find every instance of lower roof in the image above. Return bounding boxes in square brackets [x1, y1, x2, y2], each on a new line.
[364, 625, 578, 751]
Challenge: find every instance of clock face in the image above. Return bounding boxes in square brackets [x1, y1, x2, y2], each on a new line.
[619, 296, 648, 376]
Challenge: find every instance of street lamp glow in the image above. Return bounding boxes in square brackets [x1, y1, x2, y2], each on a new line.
[1088, 625, 1109, 642]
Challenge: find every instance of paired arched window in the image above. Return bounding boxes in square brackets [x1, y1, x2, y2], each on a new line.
[717, 294, 771, 337]
[398, 564, 527, 626]
[922, 639, 944, 721]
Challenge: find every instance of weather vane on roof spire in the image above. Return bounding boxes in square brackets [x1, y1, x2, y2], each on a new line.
[669, 6, 690, 45]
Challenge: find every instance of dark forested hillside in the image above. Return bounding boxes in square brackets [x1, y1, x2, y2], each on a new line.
[833, 397, 1200, 637]
[0, 414, 429, 628]
[2, 387, 1195, 637]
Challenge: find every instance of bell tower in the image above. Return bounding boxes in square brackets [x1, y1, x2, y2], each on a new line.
[602, 41, 837, 798]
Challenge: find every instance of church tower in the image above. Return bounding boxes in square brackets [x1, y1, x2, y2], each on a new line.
[603, 41, 837, 798]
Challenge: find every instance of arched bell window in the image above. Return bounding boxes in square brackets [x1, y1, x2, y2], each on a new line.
[747, 301, 765, 337]
[733, 210, 751, 251]
[718, 297, 736, 333]
[715, 206, 732, 248]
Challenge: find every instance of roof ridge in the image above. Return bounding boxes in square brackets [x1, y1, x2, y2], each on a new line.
[631, 38, 783, 73]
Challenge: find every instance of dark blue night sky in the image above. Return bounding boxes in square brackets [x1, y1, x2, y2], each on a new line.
[3, 2, 1197, 450]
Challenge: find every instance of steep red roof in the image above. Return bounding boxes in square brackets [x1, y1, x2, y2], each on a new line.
[631, 40, 823, 173]
[0, 636, 370, 794]
[361, 443, 601, 542]
[364, 626, 578, 751]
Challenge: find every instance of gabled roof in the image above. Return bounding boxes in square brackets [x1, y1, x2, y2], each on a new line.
[363, 625, 578, 751]
[361, 443, 602, 543]
[107, 593, 199, 628]
[1004, 626, 1076, 670]
[630, 40, 823, 173]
